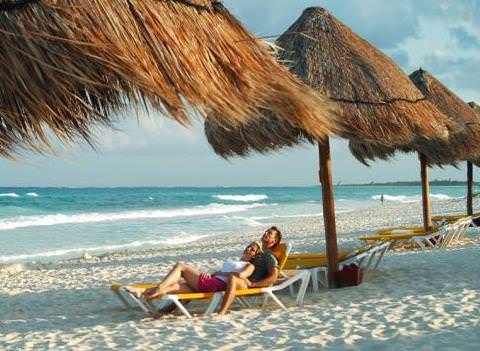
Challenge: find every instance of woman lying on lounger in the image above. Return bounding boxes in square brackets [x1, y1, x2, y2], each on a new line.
[125, 241, 263, 301]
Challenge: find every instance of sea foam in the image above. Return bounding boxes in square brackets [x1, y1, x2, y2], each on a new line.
[372, 193, 452, 203]
[0, 193, 19, 197]
[213, 194, 268, 202]
[0, 203, 267, 231]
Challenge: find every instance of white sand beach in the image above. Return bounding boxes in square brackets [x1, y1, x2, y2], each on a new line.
[1, 198, 480, 350]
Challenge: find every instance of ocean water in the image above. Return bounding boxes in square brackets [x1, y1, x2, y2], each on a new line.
[0, 186, 468, 264]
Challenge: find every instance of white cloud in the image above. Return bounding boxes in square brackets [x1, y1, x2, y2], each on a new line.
[92, 110, 201, 153]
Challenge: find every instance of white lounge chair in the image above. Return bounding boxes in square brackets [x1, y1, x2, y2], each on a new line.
[111, 243, 311, 318]
[283, 241, 391, 291]
[413, 217, 471, 249]
[360, 217, 472, 251]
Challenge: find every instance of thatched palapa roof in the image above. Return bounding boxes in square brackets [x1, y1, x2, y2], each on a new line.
[206, 7, 453, 161]
[0, 0, 338, 157]
[468, 101, 480, 115]
[406, 69, 480, 165]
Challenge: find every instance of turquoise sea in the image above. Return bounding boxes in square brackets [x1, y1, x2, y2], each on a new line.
[0, 186, 469, 264]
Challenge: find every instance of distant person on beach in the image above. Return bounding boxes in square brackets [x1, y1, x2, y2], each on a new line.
[218, 226, 282, 315]
[380, 194, 384, 205]
[125, 241, 262, 301]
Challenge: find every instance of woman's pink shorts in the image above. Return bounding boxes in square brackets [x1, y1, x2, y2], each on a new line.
[197, 273, 226, 293]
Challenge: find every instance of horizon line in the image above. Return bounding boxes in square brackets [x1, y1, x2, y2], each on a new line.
[0, 179, 477, 189]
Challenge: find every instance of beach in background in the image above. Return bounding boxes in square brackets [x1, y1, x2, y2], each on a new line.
[1, 188, 479, 350]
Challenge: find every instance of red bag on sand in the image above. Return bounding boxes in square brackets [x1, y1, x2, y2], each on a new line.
[336, 263, 363, 287]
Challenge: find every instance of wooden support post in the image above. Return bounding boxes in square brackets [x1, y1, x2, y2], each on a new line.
[467, 161, 473, 216]
[318, 138, 339, 287]
[420, 153, 432, 232]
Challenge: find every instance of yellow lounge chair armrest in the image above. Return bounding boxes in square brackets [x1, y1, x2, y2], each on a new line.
[359, 236, 390, 242]
[170, 292, 216, 300]
[376, 225, 439, 236]
[111, 283, 161, 293]
[432, 214, 475, 223]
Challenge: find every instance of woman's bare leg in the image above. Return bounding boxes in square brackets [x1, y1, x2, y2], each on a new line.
[157, 262, 202, 291]
[124, 286, 156, 299]
[218, 275, 247, 315]
[146, 282, 195, 300]
[126, 262, 201, 299]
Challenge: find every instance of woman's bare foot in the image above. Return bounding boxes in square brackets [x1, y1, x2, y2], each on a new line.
[124, 286, 145, 299]
[215, 311, 229, 318]
[217, 308, 228, 316]
[145, 287, 163, 301]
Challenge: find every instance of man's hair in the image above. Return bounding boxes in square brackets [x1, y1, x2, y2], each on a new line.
[268, 226, 282, 247]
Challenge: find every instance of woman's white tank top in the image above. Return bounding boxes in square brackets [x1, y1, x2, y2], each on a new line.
[216, 261, 249, 283]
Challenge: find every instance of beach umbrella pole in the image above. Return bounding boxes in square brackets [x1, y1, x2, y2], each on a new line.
[420, 153, 432, 231]
[467, 161, 473, 216]
[318, 138, 339, 287]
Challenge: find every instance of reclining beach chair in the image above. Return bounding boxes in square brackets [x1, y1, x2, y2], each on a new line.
[359, 218, 471, 250]
[283, 241, 391, 291]
[429, 217, 471, 248]
[111, 243, 310, 318]
[432, 212, 479, 226]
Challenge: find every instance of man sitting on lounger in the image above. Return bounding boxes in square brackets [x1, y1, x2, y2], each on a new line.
[125, 226, 282, 315]
[218, 226, 282, 315]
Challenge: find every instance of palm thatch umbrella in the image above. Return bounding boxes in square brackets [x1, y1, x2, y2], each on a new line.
[409, 69, 480, 164]
[205, 7, 453, 285]
[409, 69, 480, 219]
[0, 0, 338, 158]
[468, 101, 480, 115]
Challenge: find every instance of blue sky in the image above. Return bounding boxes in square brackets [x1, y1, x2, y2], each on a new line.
[1, 0, 480, 187]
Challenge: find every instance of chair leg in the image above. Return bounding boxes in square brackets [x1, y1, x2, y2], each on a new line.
[315, 268, 330, 289]
[119, 288, 150, 313]
[311, 268, 323, 291]
[441, 231, 454, 248]
[373, 246, 387, 270]
[205, 293, 222, 315]
[169, 296, 193, 319]
[236, 297, 250, 308]
[261, 294, 269, 308]
[363, 251, 377, 280]
[265, 291, 286, 311]
[113, 289, 132, 308]
[146, 300, 159, 314]
[281, 271, 296, 297]
[419, 237, 433, 249]
[296, 271, 311, 306]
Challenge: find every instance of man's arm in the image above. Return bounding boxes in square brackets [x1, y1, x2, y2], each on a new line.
[248, 266, 279, 288]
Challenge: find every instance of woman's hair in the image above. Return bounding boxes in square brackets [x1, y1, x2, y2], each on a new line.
[268, 226, 282, 248]
[250, 241, 263, 256]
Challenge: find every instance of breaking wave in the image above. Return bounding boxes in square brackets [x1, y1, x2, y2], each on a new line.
[0, 203, 267, 231]
[372, 193, 452, 203]
[213, 194, 268, 202]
